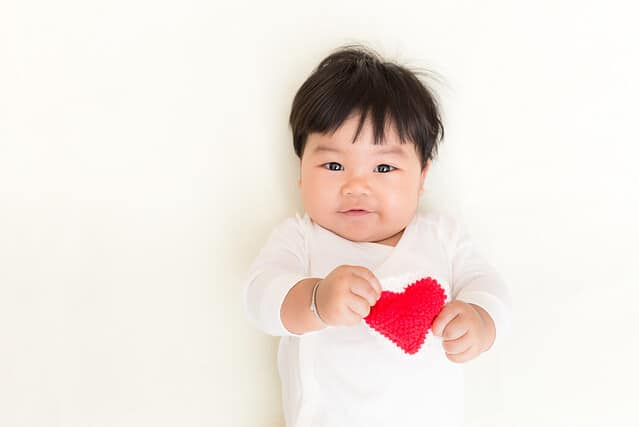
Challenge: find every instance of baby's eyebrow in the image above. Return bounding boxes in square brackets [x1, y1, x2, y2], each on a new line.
[375, 146, 407, 157]
[311, 145, 341, 154]
[311, 144, 407, 157]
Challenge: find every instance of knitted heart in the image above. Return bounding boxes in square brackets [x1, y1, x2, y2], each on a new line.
[364, 277, 446, 355]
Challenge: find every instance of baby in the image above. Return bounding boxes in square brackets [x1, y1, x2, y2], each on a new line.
[243, 45, 511, 427]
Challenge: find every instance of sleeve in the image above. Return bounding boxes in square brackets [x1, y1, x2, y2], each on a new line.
[242, 215, 310, 337]
[444, 215, 512, 351]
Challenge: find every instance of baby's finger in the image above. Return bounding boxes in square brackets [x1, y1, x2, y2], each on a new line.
[350, 279, 379, 306]
[342, 308, 363, 326]
[442, 332, 471, 355]
[347, 295, 371, 318]
[431, 304, 461, 337]
[351, 266, 382, 299]
[446, 346, 478, 364]
[441, 316, 469, 341]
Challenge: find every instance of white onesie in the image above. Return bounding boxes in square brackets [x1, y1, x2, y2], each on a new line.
[243, 209, 511, 427]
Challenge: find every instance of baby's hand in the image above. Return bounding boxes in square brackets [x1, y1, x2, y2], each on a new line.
[431, 301, 496, 363]
[315, 265, 382, 327]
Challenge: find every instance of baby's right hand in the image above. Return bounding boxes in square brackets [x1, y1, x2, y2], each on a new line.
[315, 265, 383, 326]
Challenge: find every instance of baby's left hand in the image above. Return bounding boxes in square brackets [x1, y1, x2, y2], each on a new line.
[431, 301, 495, 363]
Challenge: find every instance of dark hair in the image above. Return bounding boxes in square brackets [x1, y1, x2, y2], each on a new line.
[289, 44, 444, 169]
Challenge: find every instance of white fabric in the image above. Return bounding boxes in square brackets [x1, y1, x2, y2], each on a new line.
[243, 210, 511, 427]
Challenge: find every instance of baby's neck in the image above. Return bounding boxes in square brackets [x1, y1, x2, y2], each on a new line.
[371, 229, 404, 247]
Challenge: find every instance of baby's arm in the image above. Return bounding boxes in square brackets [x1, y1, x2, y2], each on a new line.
[281, 265, 382, 334]
[243, 216, 381, 336]
[243, 216, 310, 336]
[280, 277, 326, 334]
[431, 215, 511, 363]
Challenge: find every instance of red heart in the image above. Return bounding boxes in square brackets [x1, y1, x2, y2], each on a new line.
[364, 277, 446, 355]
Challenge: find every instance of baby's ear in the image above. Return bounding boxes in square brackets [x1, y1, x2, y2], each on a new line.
[423, 159, 431, 175]
[420, 160, 431, 187]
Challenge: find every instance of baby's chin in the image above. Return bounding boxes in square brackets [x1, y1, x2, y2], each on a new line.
[318, 222, 394, 244]
[335, 230, 373, 242]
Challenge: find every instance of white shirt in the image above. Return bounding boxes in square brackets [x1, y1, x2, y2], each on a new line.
[243, 209, 511, 427]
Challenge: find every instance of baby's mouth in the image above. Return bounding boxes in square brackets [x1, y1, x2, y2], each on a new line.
[341, 209, 371, 216]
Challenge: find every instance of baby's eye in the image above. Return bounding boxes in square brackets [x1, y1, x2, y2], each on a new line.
[375, 164, 395, 173]
[323, 162, 344, 171]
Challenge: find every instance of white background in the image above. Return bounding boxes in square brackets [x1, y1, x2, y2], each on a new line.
[1, 1, 638, 426]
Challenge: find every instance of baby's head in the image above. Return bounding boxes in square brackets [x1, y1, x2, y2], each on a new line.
[289, 45, 444, 246]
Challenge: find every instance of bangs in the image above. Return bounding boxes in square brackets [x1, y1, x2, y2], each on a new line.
[289, 45, 444, 168]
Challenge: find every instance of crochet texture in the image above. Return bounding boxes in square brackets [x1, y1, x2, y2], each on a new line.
[364, 277, 446, 355]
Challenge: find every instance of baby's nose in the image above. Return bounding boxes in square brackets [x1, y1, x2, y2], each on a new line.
[341, 176, 371, 197]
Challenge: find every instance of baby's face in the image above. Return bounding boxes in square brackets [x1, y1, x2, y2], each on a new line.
[298, 113, 429, 246]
